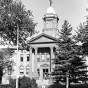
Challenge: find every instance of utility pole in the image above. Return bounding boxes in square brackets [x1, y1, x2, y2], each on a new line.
[16, 22, 19, 88]
[66, 72, 69, 88]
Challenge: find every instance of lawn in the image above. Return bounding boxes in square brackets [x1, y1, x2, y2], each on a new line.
[1, 84, 88, 88]
[47, 84, 88, 88]
[38, 84, 88, 88]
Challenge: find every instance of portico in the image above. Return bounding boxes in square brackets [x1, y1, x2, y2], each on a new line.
[27, 33, 58, 80]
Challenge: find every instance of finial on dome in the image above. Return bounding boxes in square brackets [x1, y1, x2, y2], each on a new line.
[49, 0, 53, 6]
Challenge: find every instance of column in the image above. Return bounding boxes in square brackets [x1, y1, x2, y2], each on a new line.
[29, 47, 32, 77]
[34, 47, 38, 78]
[40, 53, 42, 62]
[49, 47, 53, 85]
[50, 47, 53, 73]
[24, 53, 26, 76]
[40, 67, 43, 80]
[45, 52, 46, 62]
[40, 53, 42, 80]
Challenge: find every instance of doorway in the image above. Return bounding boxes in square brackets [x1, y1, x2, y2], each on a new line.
[43, 68, 49, 79]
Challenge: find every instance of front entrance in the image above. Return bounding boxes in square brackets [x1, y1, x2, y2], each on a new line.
[43, 68, 49, 80]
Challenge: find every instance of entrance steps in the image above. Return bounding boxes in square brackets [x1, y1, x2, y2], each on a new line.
[36, 80, 50, 86]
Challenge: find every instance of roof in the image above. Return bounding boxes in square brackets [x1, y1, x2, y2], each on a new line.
[27, 33, 58, 44]
[47, 6, 56, 14]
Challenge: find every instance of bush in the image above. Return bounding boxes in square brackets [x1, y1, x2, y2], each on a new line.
[9, 76, 38, 88]
[0, 84, 10, 88]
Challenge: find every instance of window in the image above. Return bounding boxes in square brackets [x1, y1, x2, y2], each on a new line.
[26, 65, 30, 74]
[46, 20, 52, 28]
[41, 54, 45, 61]
[27, 55, 30, 61]
[53, 20, 57, 28]
[19, 65, 24, 75]
[37, 54, 40, 62]
[46, 53, 50, 61]
[37, 69, 40, 76]
[20, 72, 24, 75]
[20, 54, 23, 61]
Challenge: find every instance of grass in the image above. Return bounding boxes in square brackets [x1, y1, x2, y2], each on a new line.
[1, 84, 88, 88]
[48, 84, 88, 88]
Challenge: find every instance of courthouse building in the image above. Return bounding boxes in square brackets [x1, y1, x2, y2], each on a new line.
[2, 4, 59, 84]
[27, 5, 59, 79]
[2, 2, 88, 85]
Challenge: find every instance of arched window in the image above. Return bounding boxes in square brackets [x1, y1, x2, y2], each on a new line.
[19, 65, 24, 75]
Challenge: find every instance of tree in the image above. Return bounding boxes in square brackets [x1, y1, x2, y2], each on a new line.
[52, 20, 87, 87]
[0, 48, 14, 84]
[75, 17, 88, 55]
[74, 17, 88, 83]
[9, 76, 38, 88]
[0, 0, 36, 48]
[0, 0, 37, 83]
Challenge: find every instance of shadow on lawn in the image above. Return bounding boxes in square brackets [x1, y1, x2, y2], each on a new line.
[48, 84, 88, 88]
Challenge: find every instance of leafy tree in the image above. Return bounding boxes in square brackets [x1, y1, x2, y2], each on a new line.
[52, 20, 87, 86]
[9, 76, 38, 88]
[0, 0, 36, 48]
[0, 48, 14, 84]
[0, 0, 36, 84]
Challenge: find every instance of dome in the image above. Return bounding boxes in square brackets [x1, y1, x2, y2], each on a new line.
[46, 6, 56, 14]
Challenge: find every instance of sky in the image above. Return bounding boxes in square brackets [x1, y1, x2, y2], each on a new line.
[21, 0, 88, 32]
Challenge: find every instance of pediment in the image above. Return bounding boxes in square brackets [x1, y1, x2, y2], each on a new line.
[28, 33, 57, 44]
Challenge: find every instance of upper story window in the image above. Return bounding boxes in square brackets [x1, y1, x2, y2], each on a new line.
[41, 54, 45, 62]
[37, 54, 40, 62]
[27, 54, 30, 61]
[20, 54, 23, 62]
[46, 53, 50, 61]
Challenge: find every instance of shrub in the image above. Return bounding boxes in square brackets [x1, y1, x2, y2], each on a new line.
[9, 76, 38, 88]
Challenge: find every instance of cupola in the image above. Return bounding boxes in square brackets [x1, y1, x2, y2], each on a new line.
[42, 0, 59, 38]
